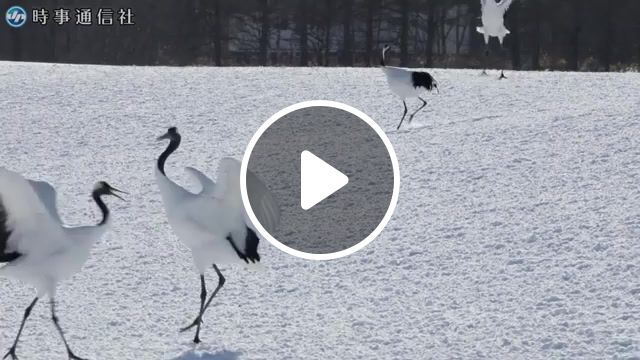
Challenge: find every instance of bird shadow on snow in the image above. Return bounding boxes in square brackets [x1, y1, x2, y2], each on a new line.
[388, 114, 503, 134]
[170, 349, 242, 360]
[386, 124, 432, 135]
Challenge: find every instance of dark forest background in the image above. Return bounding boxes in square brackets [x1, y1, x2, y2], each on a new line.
[1, 0, 640, 71]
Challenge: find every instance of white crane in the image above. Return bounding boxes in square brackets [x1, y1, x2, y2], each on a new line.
[380, 45, 439, 130]
[155, 127, 279, 344]
[477, 0, 514, 79]
[0, 169, 125, 360]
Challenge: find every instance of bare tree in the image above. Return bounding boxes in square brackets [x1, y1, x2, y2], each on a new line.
[509, 0, 521, 70]
[297, 0, 309, 66]
[425, 0, 437, 67]
[454, 4, 468, 55]
[258, 0, 270, 65]
[600, 0, 614, 71]
[636, 1, 640, 65]
[341, 0, 354, 66]
[567, 0, 582, 71]
[439, 3, 447, 55]
[324, 0, 333, 66]
[400, 0, 409, 66]
[530, 0, 541, 70]
[365, 0, 378, 65]
[214, 0, 224, 65]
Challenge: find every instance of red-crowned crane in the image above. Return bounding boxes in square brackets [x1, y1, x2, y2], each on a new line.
[0, 169, 125, 360]
[477, 0, 514, 79]
[155, 127, 279, 344]
[380, 45, 439, 130]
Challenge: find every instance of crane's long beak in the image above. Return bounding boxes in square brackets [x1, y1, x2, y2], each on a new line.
[156, 133, 170, 141]
[109, 187, 128, 200]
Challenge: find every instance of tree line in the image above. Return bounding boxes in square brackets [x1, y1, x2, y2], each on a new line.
[1, 0, 640, 71]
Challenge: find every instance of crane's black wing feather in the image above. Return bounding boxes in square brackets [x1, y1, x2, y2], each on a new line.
[411, 71, 436, 91]
[225, 227, 261, 264]
[243, 228, 260, 263]
[0, 196, 21, 263]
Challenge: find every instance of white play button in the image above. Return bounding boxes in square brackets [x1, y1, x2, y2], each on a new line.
[300, 150, 349, 210]
[242, 100, 399, 260]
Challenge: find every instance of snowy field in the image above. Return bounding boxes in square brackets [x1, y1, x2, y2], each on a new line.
[1, 62, 639, 359]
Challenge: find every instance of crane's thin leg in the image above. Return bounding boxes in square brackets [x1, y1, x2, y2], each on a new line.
[482, 50, 488, 75]
[50, 300, 88, 360]
[3, 297, 38, 360]
[408, 97, 428, 123]
[396, 101, 408, 130]
[181, 265, 226, 337]
[499, 40, 507, 80]
[192, 275, 207, 344]
[481, 39, 489, 75]
[199, 265, 226, 316]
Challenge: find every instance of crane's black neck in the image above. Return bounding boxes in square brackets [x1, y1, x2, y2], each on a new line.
[92, 191, 109, 226]
[158, 135, 181, 176]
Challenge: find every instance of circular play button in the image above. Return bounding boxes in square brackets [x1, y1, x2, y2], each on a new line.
[241, 100, 399, 260]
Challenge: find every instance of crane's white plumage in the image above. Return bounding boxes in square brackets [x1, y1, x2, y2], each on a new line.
[157, 157, 278, 270]
[216, 158, 280, 234]
[477, 0, 513, 44]
[28, 180, 63, 223]
[0, 169, 104, 291]
[383, 66, 427, 99]
[185, 166, 216, 196]
[0, 170, 65, 263]
[0, 168, 123, 360]
[155, 127, 279, 344]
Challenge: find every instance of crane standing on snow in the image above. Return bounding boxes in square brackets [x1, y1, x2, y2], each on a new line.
[477, 0, 514, 79]
[155, 127, 279, 344]
[380, 45, 439, 131]
[0, 170, 125, 360]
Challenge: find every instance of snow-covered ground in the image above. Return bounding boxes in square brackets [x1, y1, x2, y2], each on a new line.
[0, 62, 639, 359]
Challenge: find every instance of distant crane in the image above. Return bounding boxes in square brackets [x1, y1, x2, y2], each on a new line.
[155, 127, 279, 344]
[477, 0, 514, 79]
[380, 45, 439, 130]
[0, 169, 125, 360]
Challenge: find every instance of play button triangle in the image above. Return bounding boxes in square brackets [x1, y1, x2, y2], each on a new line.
[300, 150, 349, 210]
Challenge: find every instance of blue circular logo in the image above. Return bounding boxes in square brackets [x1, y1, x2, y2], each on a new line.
[6, 6, 27, 28]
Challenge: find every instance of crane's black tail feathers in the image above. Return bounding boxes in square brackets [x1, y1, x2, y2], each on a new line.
[0, 198, 20, 263]
[226, 227, 261, 264]
[412, 71, 437, 92]
[0, 253, 20, 263]
[243, 228, 261, 263]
